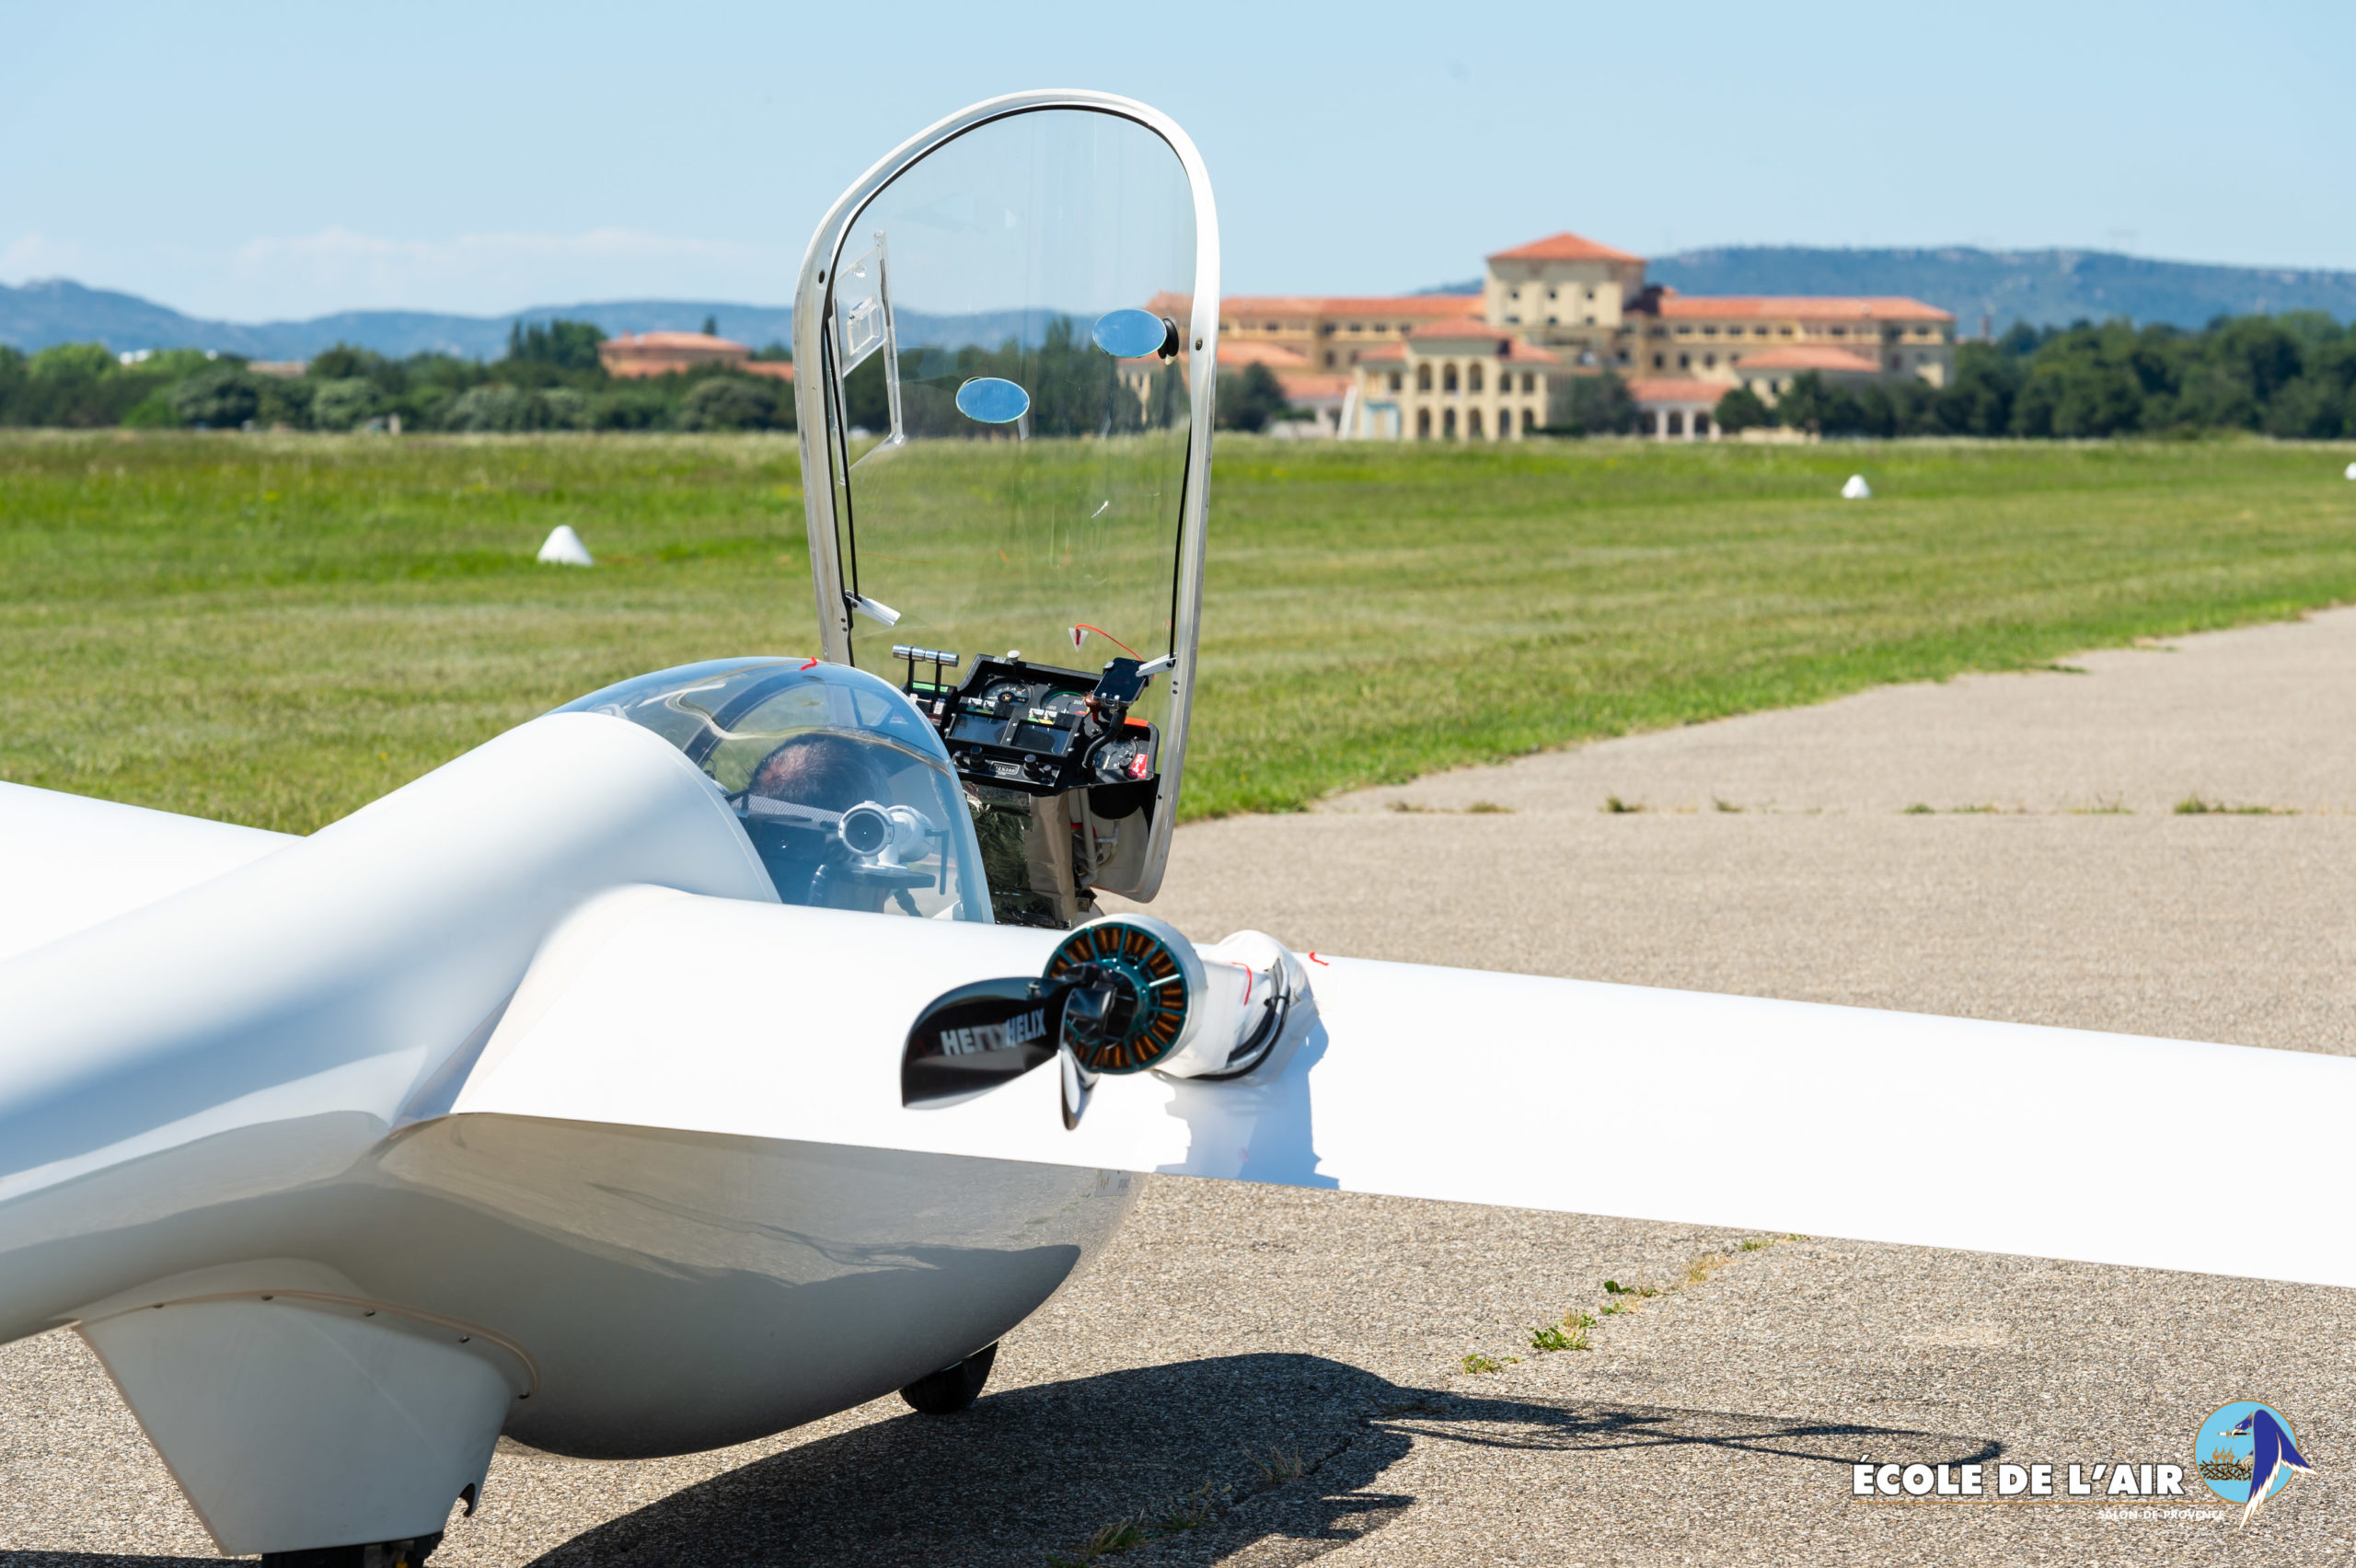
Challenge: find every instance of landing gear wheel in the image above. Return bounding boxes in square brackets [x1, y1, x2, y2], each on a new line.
[259, 1533, 441, 1568]
[898, 1342, 998, 1414]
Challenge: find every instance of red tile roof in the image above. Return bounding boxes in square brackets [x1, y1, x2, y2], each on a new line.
[1219, 294, 1488, 319]
[1356, 344, 1408, 364]
[606, 330, 750, 352]
[1735, 345, 1881, 374]
[1214, 340, 1314, 368]
[1655, 295, 1952, 323]
[1624, 377, 1730, 405]
[1487, 231, 1645, 265]
[1276, 372, 1354, 400]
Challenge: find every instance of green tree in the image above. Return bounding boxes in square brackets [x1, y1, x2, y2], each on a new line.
[1714, 385, 1772, 434]
[701, 315, 719, 337]
[170, 365, 263, 429]
[310, 377, 383, 432]
[680, 376, 782, 431]
[1215, 362, 1288, 432]
[1550, 371, 1637, 435]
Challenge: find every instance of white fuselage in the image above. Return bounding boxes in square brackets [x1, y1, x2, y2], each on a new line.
[0, 716, 1133, 1470]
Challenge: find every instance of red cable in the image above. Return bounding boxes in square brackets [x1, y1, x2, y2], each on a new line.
[1068, 624, 1141, 658]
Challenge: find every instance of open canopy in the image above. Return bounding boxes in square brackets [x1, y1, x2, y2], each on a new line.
[793, 93, 1219, 905]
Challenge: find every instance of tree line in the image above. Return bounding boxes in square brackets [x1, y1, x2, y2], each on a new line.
[1543, 312, 2356, 440]
[0, 319, 798, 433]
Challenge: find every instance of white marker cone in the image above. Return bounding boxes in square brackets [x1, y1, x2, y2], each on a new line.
[537, 525, 595, 566]
[1841, 474, 1872, 500]
[2343, 462, 2355, 481]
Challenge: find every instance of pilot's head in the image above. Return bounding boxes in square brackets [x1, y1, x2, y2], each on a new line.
[744, 732, 895, 910]
[747, 732, 890, 813]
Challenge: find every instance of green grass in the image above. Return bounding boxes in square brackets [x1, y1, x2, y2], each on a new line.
[5, 431, 2355, 832]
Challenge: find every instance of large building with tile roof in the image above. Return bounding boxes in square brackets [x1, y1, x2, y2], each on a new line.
[1201, 229, 1956, 441]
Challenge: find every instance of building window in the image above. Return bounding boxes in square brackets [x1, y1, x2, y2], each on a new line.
[1443, 408, 1457, 438]
[1416, 364, 1432, 392]
[1324, 352, 1335, 367]
[1522, 373, 1536, 393]
[1546, 315, 1559, 324]
[1389, 371, 1403, 392]
[1694, 412, 1711, 437]
[1547, 288, 1558, 300]
[1678, 352, 1690, 369]
[1417, 407, 1431, 439]
[1506, 315, 1519, 325]
[1522, 407, 1539, 434]
[1667, 410, 1684, 436]
[1653, 352, 1665, 369]
[1639, 410, 1657, 435]
[1702, 326, 1717, 337]
[1509, 288, 1520, 301]
[1348, 323, 1363, 333]
[1888, 354, 1901, 370]
[1469, 363, 1484, 393]
[1703, 353, 1716, 368]
[1469, 408, 1484, 437]
[1443, 363, 1460, 393]
[1831, 326, 1847, 336]
[1780, 326, 1794, 336]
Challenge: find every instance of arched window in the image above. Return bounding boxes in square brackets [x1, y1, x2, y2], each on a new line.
[1522, 373, 1537, 394]
[1694, 412, 1712, 437]
[1416, 407, 1431, 439]
[1667, 410, 1684, 436]
[1388, 371, 1403, 393]
[1522, 407, 1539, 434]
[1443, 408, 1457, 438]
[1639, 410, 1657, 435]
[1468, 408, 1484, 438]
[1469, 363, 1484, 394]
[1416, 363, 1432, 392]
[1442, 363, 1460, 394]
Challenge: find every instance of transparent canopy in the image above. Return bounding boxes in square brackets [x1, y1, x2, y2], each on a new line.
[819, 106, 1199, 717]
[560, 659, 989, 922]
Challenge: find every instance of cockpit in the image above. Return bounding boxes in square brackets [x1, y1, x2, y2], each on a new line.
[560, 659, 988, 922]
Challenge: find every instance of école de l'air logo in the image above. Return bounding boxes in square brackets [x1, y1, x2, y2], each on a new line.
[2196, 1401, 2315, 1527]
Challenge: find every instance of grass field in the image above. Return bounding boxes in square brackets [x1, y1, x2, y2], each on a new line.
[4, 431, 2355, 832]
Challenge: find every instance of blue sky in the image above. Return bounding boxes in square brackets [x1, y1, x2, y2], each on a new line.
[4, 0, 2350, 321]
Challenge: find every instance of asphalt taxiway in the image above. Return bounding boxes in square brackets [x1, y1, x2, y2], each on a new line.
[6, 609, 2355, 1565]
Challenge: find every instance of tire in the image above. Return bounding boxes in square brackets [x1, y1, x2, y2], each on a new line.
[260, 1532, 440, 1568]
[897, 1342, 998, 1414]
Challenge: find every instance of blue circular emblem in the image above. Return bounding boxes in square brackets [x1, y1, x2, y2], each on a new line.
[2195, 1401, 2310, 1509]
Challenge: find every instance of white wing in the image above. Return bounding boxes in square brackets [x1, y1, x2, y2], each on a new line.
[455, 892, 2356, 1289]
[0, 781, 292, 963]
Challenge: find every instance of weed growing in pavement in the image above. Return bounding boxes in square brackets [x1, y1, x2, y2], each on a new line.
[1046, 1518, 1149, 1565]
[1602, 794, 1643, 813]
[1902, 802, 1934, 814]
[1388, 800, 1431, 813]
[1252, 1450, 1307, 1491]
[1461, 1353, 1508, 1374]
[1602, 1279, 1658, 1298]
[1466, 800, 1513, 813]
[2175, 795, 2294, 815]
[1046, 1480, 1232, 1563]
[1713, 797, 1743, 813]
[1685, 1251, 1732, 1286]
[2072, 796, 2132, 814]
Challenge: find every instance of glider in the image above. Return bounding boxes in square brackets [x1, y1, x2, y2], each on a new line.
[3, 92, 2350, 1566]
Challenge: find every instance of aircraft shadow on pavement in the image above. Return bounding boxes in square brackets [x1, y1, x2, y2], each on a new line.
[0, 1360, 1999, 1568]
[525, 1357, 2002, 1568]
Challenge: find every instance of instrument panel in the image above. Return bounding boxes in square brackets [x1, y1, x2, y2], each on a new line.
[903, 653, 1159, 801]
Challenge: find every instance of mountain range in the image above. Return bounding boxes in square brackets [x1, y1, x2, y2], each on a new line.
[7, 246, 2356, 360]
